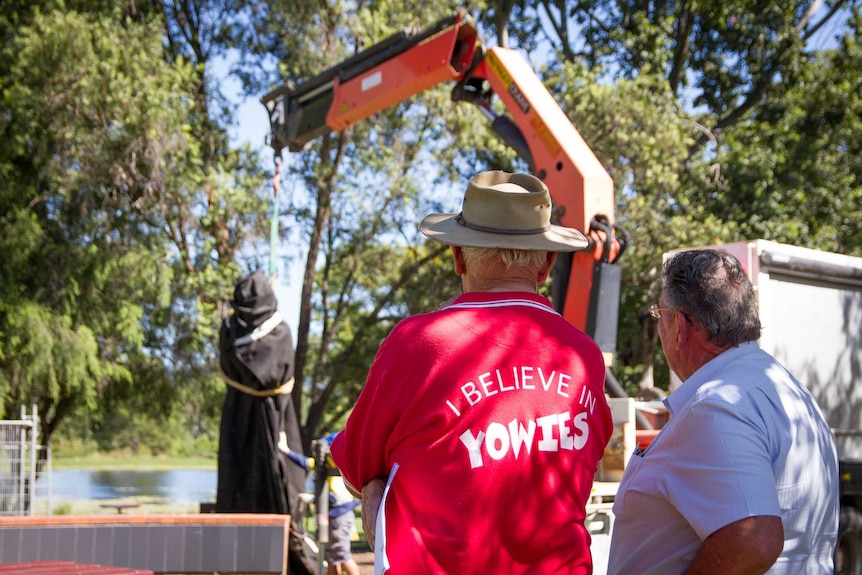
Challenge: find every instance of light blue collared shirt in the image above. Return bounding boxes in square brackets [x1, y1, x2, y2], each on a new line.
[607, 342, 839, 575]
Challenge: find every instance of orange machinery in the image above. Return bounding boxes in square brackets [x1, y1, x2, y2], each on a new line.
[261, 10, 626, 365]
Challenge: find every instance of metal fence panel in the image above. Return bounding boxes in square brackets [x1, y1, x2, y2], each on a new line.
[0, 406, 50, 515]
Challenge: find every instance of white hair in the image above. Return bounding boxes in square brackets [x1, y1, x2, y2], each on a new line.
[460, 246, 548, 269]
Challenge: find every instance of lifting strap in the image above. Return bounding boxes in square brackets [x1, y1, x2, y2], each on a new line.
[219, 373, 295, 397]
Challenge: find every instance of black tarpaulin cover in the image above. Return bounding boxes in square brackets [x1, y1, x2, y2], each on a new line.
[216, 270, 313, 573]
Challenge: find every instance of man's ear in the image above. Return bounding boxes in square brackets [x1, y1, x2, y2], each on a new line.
[452, 246, 467, 276]
[675, 311, 690, 348]
[537, 252, 558, 283]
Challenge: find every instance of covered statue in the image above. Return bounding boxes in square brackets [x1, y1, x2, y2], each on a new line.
[216, 270, 313, 573]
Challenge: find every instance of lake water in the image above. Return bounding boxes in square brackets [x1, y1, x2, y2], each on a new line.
[40, 469, 217, 503]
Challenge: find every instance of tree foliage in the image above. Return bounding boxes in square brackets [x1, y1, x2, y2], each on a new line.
[1, 4, 192, 439]
[0, 0, 271, 449]
[1, 0, 859, 452]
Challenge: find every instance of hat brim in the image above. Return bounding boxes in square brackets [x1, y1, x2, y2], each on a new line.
[420, 213, 589, 252]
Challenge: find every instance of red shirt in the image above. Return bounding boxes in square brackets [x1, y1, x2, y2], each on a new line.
[331, 292, 612, 574]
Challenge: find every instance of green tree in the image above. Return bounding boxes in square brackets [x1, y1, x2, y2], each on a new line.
[0, 5, 198, 443]
[718, 12, 862, 252]
[0, 0, 272, 450]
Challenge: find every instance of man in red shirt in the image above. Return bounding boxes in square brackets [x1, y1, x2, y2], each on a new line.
[330, 171, 612, 574]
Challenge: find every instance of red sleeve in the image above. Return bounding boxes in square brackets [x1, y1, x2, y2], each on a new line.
[330, 330, 404, 494]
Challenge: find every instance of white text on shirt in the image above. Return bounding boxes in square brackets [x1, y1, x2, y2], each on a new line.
[458, 410, 590, 469]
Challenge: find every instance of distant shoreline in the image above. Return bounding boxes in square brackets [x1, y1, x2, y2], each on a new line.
[52, 453, 217, 471]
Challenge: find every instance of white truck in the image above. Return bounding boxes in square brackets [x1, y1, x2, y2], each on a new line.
[588, 239, 862, 575]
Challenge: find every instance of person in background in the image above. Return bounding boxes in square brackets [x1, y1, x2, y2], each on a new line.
[280, 432, 361, 575]
[607, 248, 839, 575]
[330, 170, 613, 574]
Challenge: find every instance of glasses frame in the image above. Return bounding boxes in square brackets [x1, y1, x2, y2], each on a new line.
[649, 304, 676, 320]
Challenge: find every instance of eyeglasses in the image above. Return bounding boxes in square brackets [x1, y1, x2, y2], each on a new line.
[649, 304, 676, 320]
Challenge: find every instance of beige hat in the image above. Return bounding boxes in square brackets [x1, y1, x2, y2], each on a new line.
[419, 171, 588, 252]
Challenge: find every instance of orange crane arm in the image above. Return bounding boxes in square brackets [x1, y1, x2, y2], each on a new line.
[262, 12, 479, 152]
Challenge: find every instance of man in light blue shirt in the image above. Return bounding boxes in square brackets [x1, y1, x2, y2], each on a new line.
[608, 249, 838, 575]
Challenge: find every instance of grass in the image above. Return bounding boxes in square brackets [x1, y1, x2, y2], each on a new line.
[52, 451, 217, 470]
[49, 495, 202, 516]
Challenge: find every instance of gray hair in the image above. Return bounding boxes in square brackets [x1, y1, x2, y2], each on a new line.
[461, 246, 549, 269]
[662, 249, 761, 347]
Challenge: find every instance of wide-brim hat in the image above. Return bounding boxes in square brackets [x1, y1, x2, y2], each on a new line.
[419, 171, 588, 252]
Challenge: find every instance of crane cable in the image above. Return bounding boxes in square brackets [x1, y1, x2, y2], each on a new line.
[268, 154, 283, 283]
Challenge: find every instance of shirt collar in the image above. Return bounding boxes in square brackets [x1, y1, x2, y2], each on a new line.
[447, 291, 555, 310]
[663, 340, 761, 415]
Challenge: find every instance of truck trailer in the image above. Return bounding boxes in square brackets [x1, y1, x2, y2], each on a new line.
[697, 240, 862, 574]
